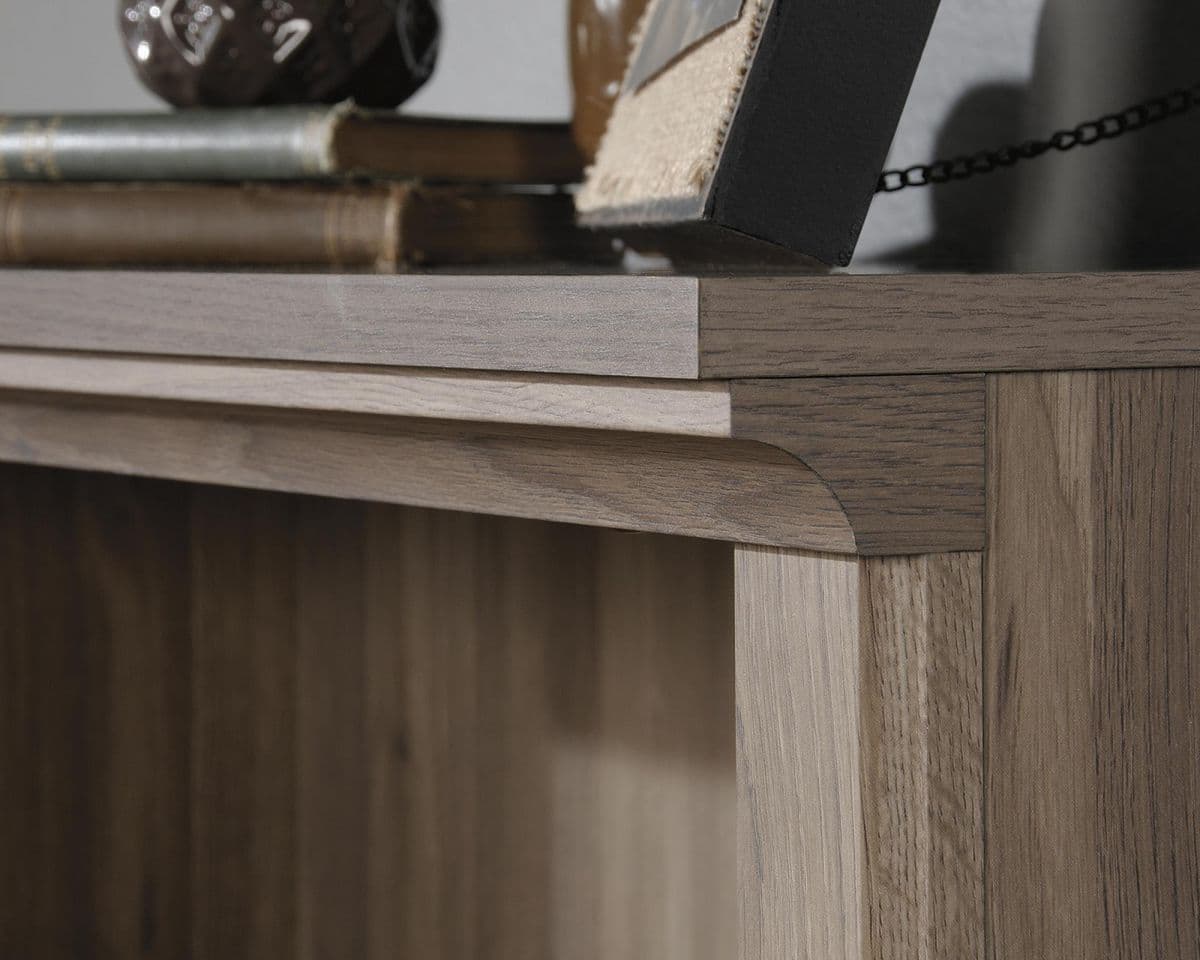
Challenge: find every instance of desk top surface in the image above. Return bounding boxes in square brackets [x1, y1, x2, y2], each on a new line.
[17, 267, 1195, 553]
[3, 269, 1200, 380]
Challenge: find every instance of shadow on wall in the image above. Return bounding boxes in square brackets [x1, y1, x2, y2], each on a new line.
[1013, 0, 1200, 270]
[882, 0, 1200, 272]
[875, 83, 1028, 272]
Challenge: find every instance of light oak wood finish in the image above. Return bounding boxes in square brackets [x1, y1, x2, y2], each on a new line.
[736, 547, 983, 960]
[0, 350, 733, 437]
[9, 267, 1200, 960]
[732, 375, 985, 554]
[8, 270, 1200, 380]
[0, 358, 988, 554]
[0, 394, 856, 552]
[1, 467, 735, 960]
[986, 370, 1200, 960]
[0, 271, 702, 379]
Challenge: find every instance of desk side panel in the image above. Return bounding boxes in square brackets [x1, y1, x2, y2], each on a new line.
[735, 547, 983, 960]
[986, 370, 1200, 960]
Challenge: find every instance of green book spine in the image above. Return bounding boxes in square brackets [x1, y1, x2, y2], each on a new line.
[0, 106, 344, 183]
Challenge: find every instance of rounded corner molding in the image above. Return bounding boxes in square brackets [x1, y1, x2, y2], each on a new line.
[0, 350, 983, 556]
[729, 374, 986, 555]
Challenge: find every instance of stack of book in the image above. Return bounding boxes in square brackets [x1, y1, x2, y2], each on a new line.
[0, 104, 611, 270]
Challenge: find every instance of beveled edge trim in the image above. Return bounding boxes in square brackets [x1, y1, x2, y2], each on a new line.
[0, 350, 733, 438]
[0, 356, 993, 554]
[0, 392, 859, 554]
[0, 271, 704, 379]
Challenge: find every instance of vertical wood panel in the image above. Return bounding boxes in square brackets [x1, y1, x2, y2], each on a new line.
[1, 468, 736, 959]
[361, 506, 485, 960]
[588, 533, 736, 960]
[0, 468, 32, 952]
[77, 474, 192, 960]
[0, 467, 95, 958]
[987, 370, 1200, 960]
[860, 555, 983, 960]
[735, 547, 982, 960]
[295, 499, 369, 960]
[358, 511, 736, 960]
[189, 488, 297, 958]
[0, 466, 192, 959]
[736, 547, 866, 960]
[472, 518, 558, 960]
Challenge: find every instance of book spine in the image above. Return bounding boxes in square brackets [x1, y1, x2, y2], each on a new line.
[0, 184, 614, 269]
[0, 107, 340, 182]
[0, 184, 401, 268]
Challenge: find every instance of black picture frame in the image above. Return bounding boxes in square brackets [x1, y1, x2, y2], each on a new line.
[580, 0, 942, 266]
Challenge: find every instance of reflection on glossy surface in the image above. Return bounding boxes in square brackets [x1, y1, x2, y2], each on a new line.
[569, 0, 651, 159]
[118, 0, 440, 108]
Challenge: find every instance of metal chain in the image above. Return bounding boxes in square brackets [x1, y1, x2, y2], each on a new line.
[877, 81, 1200, 193]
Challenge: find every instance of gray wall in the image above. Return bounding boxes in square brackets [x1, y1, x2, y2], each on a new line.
[856, 0, 1040, 265]
[2, 1, 1196, 271]
[866, 0, 1200, 272]
[0, 0, 571, 117]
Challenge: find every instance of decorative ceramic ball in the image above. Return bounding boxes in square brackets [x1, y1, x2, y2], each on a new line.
[119, 0, 440, 108]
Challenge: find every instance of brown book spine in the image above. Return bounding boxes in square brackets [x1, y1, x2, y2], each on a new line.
[0, 183, 401, 268]
[0, 184, 612, 269]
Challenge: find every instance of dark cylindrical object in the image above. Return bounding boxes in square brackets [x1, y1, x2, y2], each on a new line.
[119, 0, 440, 108]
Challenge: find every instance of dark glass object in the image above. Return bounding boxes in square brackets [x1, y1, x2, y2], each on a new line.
[119, 0, 440, 108]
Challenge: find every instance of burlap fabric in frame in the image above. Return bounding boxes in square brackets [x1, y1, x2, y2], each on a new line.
[576, 0, 773, 216]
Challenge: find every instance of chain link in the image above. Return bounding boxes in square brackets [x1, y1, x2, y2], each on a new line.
[877, 82, 1200, 193]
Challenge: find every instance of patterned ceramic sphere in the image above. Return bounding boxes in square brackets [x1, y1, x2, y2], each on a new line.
[119, 0, 440, 108]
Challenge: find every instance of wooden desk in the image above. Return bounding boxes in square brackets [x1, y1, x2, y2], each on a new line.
[0, 270, 1196, 959]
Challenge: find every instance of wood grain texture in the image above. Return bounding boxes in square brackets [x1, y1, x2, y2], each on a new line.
[859, 554, 983, 960]
[9, 270, 1200, 381]
[0, 394, 857, 552]
[0, 271, 701, 379]
[296, 499, 370, 960]
[737, 548, 865, 960]
[0, 467, 192, 960]
[0, 350, 732, 436]
[731, 375, 985, 554]
[986, 370, 1200, 960]
[736, 547, 982, 960]
[76, 476, 193, 960]
[700, 272, 1200, 378]
[0, 467, 735, 959]
[189, 489, 297, 959]
[360, 512, 736, 960]
[0, 355, 990, 554]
